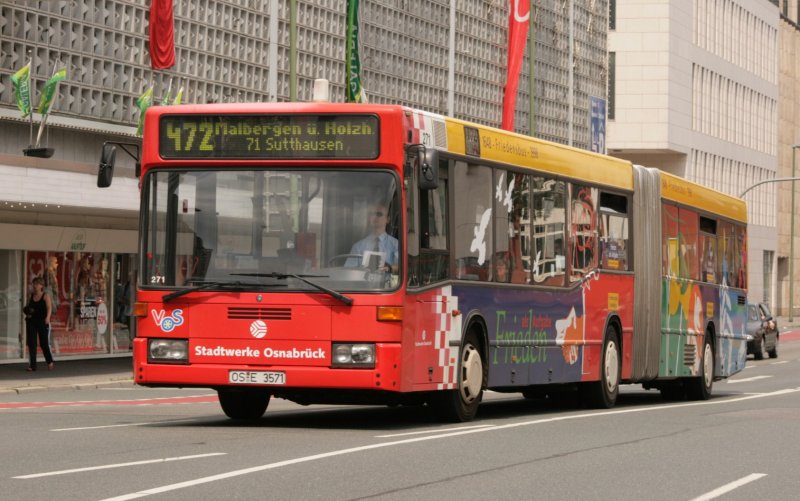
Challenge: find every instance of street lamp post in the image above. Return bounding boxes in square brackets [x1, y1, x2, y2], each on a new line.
[739, 169, 800, 321]
[791, 145, 800, 322]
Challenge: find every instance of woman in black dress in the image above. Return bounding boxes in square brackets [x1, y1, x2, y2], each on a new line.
[24, 276, 54, 371]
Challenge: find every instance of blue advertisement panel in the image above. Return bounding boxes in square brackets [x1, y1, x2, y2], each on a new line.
[590, 96, 606, 154]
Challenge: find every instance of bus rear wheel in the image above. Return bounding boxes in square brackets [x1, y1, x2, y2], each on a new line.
[582, 326, 620, 408]
[431, 331, 485, 422]
[685, 335, 713, 400]
[218, 388, 271, 420]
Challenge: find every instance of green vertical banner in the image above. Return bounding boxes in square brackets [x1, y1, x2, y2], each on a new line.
[37, 67, 67, 115]
[172, 86, 184, 105]
[135, 86, 154, 136]
[161, 83, 172, 106]
[10, 62, 32, 118]
[345, 0, 365, 103]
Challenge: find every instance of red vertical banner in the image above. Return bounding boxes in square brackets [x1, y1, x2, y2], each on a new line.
[502, 0, 530, 131]
[149, 0, 175, 69]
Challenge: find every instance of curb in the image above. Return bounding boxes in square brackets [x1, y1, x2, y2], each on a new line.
[0, 378, 134, 395]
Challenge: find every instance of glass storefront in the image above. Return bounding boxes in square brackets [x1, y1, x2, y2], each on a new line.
[0, 250, 135, 362]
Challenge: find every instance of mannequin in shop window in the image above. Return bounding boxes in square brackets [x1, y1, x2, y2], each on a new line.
[77, 256, 92, 303]
[45, 255, 60, 312]
[94, 257, 108, 299]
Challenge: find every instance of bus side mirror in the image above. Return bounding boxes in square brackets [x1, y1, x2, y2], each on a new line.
[418, 148, 439, 191]
[97, 143, 117, 188]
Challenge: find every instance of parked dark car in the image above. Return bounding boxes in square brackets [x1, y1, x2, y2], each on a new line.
[746, 302, 778, 360]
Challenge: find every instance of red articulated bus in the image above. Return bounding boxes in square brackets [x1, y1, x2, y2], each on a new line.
[97, 100, 748, 421]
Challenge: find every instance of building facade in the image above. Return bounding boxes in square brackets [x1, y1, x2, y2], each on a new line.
[778, 0, 800, 318]
[0, 0, 609, 363]
[607, 0, 781, 308]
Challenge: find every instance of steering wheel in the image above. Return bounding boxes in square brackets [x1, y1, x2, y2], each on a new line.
[327, 254, 364, 267]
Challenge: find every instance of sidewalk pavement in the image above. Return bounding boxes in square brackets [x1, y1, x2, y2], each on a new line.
[777, 316, 800, 330]
[2, 318, 798, 396]
[0, 356, 134, 395]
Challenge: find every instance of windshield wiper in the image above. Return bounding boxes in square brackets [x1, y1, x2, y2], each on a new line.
[162, 280, 285, 303]
[231, 272, 353, 306]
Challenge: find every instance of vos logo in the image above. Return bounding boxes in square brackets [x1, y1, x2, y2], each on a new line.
[151, 309, 185, 333]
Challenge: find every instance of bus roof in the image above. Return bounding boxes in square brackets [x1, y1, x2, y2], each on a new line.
[659, 170, 747, 223]
[433, 114, 634, 191]
[142, 103, 746, 223]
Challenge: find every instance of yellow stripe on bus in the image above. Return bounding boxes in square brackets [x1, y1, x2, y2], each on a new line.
[444, 119, 633, 191]
[660, 171, 747, 223]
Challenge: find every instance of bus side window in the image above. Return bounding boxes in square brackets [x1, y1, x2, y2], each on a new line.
[679, 208, 700, 281]
[699, 217, 717, 283]
[453, 162, 493, 281]
[599, 192, 629, 271]
[532, 177, 567, 286]
[662, 203, 679, 278]
[718, 221, 736, 286]
[569, 184, 598, 282]
[494, 170, 530, 284]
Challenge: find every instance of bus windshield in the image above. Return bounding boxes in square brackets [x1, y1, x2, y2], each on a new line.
[141, 169, 401, 293]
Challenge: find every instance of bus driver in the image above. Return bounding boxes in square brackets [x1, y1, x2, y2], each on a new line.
[346, 203, 398, 272]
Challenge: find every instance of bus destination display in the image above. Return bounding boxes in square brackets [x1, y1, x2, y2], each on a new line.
[159, 114, 379, 159]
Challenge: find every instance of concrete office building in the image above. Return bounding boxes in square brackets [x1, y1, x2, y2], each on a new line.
[607, 0, 780, 308]
[777, 0, 800, 317]
[0, 0, 610, 363]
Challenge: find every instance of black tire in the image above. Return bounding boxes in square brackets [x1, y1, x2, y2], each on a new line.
[218, 388, 271, 420]
[754, 334, 765, 360]
[768, 335, 779, 359]
[582, 326, 620, 408]
[431, 331, 485, 422]
[685, 335, 713, 400]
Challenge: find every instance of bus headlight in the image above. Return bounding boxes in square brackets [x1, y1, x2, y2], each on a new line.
[332, 343, 375, 368]
[148, 339, 189, 363]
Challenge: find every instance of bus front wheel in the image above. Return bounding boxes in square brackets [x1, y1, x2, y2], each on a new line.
[431, 331, 485, 422]
[218, 388, 271, 420]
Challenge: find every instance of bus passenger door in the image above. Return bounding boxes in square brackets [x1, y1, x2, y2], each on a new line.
[407, 160, 453, 387]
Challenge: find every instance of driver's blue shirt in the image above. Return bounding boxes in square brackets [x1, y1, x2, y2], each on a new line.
[345, 232, 398, 267]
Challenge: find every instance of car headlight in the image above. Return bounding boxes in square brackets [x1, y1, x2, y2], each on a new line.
[332, 343, 375, 368]
[148, 339, 189, 363]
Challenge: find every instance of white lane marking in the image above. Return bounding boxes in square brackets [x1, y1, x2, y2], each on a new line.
[13, 453, 227, 479]
[376, 424, 495, 438]
[52, 418, 195, 431]
[725, 376, 772, 384]
[771, 361, 788, 365]
[100, 388, 800, 501]
[690, 473, 767, 501]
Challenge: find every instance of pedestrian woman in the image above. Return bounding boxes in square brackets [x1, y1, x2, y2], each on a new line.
[24, 276, 55, 371]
